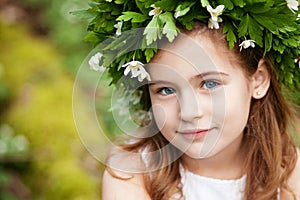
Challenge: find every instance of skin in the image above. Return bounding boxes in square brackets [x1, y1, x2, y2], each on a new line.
[148, 33, 258, 179]
[102, 32, 300, 200]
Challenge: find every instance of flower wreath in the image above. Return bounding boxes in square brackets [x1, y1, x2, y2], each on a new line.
[75, 0, 300, 120]
[77, 0, 300, 87]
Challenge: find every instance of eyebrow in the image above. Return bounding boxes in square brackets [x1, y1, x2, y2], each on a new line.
[148, 71, 229, 86]
[189, 71, 229, 82]
[148, 80, 173, 86]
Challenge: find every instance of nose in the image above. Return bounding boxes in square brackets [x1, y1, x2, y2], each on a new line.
[179, 88, 204, 122]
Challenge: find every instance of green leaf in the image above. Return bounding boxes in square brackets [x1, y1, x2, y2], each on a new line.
[200, 0, 210, 7]
[83, 32, 105, 45]
[245, 1, 273, 14]
[117, 12, 148, 23]
[231, 0, 246, 7]
[88, 2, 100, 8]
[264, 31, 272, 54]
[174, 1, 196, 18]
[155, 0, 177, 11]
[143, 16, 162, 45]
[223, 21, 237, 49]
[145, 48, 156, 62]
[175, 6, 191, 18]
[237, 14, 249, 37]
[115, 0, 125, 4]
[247, 17, 263, 46]
[238, 14, 263, 46]
[218, 0, 234, 10]
[159, 12, 179, 42]
[70, 9, 96, 19]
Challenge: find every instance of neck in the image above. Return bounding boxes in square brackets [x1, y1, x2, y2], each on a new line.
[181, 134, 246, 180]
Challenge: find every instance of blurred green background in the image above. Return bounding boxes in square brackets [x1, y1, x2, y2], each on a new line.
[0, 0, 102, 199]
[0, 0, 299, 200]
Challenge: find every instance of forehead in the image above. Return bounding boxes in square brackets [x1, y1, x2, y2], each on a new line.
[148, 33, 239, 79]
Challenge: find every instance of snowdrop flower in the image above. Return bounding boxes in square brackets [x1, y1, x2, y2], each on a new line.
[122, 61, 151, 82]
[88, 52, 106, 72]
[206, 5, 225, 29]
[239, 40, 256, 51]
[286, 0, 298, 13]
[149, 4, 162, 17]
[114, 21, 123, 36]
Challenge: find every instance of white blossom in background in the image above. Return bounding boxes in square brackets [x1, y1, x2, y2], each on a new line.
[12, 135, 29, 151]
[149, 4, 162, 16]
[131, 90, 143, 105]
[286, 0, 298, 13]
[122, 61, 151, 82]
[239, 40, 256, 51]
[295, 57, 300, 68]
[132, 110, 152, 126]
[206, 5, 225, 29]
[88, 52, 106, 72]
[114, 21, 123, 36]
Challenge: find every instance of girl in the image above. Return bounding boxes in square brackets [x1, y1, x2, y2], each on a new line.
[102, 24, 300, 200]
[81, 1, 300, 199]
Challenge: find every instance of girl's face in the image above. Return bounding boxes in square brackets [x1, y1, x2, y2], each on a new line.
[148, 33, 254, 159]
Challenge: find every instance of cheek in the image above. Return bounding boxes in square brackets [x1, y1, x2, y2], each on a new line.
[151, 101, 179, 134]
[151, 104, 167, 130]
[223, 87, 252, 131]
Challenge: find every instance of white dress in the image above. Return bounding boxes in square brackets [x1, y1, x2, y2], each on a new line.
[179, 165, 247, 200]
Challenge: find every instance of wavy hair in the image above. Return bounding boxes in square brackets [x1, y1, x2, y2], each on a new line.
[106, 23, 299, 200]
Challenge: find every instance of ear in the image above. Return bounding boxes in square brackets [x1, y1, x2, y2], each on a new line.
[251, 59, 271, 99]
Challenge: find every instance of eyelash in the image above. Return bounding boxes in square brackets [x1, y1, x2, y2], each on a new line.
[157, 87, 176, 96]
[201, 80, 220, 90]
[155, 80, 221, 96]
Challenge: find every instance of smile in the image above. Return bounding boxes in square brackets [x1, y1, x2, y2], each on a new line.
[177, 129, 211, 140]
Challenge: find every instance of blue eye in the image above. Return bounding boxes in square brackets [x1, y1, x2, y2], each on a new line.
[202, 80, 219, 90]
[159, 87, 175, 95]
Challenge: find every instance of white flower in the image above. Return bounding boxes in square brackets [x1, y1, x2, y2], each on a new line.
[174, 5, 190, 19]
[206, 5, 225, 29]
[174, 11, 181, 19]
[286, 0, 298, 13]
[88, 52, 106, 72]
[114, 21, 123, 36]
[208, 17, 222, 29]
[239, 40, 256, 51]
[149, 4, 162, 16]
[122, 61, 151, 82]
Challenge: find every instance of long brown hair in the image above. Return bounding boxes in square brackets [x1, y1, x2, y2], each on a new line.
[106, 23, 299, 200]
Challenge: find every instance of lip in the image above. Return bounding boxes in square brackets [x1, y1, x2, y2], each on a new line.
[177, 129, 210, 139]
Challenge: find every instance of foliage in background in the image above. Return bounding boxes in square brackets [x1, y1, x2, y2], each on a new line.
[0, 124, 29, 200]
[0, 20, 100, 199]
[20, 0, 91, 75]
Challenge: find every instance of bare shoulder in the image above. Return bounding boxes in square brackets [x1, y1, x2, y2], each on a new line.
[288, 148, 300, 199]
[102, 169, 151, 200]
